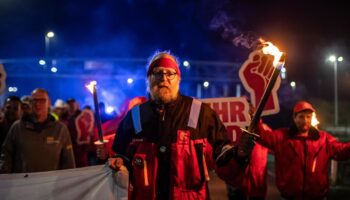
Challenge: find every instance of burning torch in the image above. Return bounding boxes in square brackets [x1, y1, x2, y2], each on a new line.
[243, 42, 286, 136]
[85, 81, 104, 143]
[311, 112, 319, 129]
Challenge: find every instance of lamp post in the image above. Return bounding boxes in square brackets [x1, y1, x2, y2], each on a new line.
[328, 55, 343, 126]
[45, 31, 55, 59]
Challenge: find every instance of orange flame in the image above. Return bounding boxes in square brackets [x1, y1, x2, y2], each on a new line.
[85, 81, 97, 94]
[311, 112, 319, 127]
[260, 39, 284, 67]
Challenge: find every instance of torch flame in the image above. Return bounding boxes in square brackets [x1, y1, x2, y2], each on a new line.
[260, 39, 284, 68]
[85, 81, 97, 94]
[311, 112, 319, 127]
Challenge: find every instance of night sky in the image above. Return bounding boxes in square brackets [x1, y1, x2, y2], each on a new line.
[1, 0, 349, 122]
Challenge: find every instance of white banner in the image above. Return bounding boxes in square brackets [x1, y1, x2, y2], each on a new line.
[0, 165, 128, 200]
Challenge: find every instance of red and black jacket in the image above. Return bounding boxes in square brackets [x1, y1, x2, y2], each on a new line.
[112, 94, 231, 200]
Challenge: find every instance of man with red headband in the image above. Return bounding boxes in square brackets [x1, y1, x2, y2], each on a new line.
[256, 100, 350, 199]
[105, 51, 253, 200]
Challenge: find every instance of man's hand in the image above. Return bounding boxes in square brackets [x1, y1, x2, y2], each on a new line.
[95, 141, 108, 160]
[108, 157, 124, 171]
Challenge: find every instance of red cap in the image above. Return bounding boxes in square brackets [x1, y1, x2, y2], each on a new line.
[293, 101, 315, 113]
[147, 54, 181, 77]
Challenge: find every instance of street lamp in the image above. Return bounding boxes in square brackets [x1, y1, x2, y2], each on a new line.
[328, 55, 343, 126]
[45, 31, 55, 58]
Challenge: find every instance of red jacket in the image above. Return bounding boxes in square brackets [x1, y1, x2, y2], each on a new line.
[113, 95, 230, 200]
[257, 123, 350, 199]
[127, 137, 212, 200]
[215, 128, 268, 198]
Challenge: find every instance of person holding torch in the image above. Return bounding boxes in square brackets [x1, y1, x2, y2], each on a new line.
[99, 51, 255, 200]
[256, 100, 350, 199]
[217, 41, 350, 199]
[216, 41, 285, 200]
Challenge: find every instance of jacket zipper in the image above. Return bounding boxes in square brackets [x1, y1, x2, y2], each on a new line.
[162, 110, 165, 121]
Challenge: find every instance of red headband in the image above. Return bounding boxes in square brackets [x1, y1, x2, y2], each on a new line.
[147, 57, 181, 77]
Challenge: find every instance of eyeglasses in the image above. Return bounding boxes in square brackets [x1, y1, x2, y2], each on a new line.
[152, 71, 177, 80]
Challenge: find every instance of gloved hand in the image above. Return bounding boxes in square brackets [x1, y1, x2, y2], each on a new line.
[237, 131, 256, 159]
[215, 144, 235, 166]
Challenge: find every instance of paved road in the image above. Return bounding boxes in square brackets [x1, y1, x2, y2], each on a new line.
[208, 170, 279, 200]
[208, 170, 350, 200]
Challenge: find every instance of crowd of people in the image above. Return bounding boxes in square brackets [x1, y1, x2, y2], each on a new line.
[1, 50, 350, 200]
[0, 88, 117, 173]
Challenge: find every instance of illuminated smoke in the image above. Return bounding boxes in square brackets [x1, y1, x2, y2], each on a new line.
[209, 11, 261, 49]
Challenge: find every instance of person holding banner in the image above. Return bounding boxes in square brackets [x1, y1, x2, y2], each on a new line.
[0, 88, 75, 173]
[103, 51, 254, 200]
[257, 101, 350, 199]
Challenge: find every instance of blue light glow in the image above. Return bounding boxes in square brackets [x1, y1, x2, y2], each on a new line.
[127, 78, 134, 84]
[51, 67, 58, 73]
[183, 60, 190, 67]
[39, 60, 46, 65]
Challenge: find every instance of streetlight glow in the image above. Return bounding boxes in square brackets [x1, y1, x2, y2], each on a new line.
[328, 54, 343, 126]
[290, 81, 296, 87]
[183, 60, 190, 67]
[8, 87, 18, 92]
[46, 31, 55, 38]
[51, 67, 58, 73]
[203, 81, 209, 88]
[39, 60, 46, 65]
[329, 55, 336, 62]
[127, 78, 134, 84]
[45, 31, 55, 59]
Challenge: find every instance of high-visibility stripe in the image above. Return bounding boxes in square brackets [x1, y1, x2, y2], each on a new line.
[143, 160, 149, 186]
[202, 154, 210, 181]
[132, 98, 202, 133]
[131, 105, 142, 134]
[188, 99, 202, 129]
[312, 157, 317, 173]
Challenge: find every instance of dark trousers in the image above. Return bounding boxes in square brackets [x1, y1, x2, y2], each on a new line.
[227, 184, 265, 200]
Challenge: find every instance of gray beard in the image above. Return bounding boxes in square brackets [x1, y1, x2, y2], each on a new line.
[155, 93, 173, 104]
[152, 90, 178, 104]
